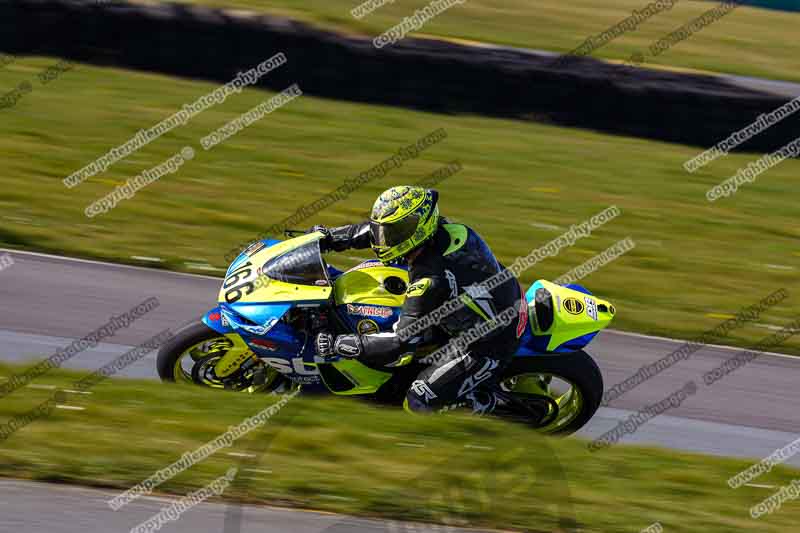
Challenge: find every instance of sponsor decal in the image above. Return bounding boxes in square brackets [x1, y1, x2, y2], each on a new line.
[219, 351, 253, 375]
[337, 343, 359, 355]
[357, 319, 380, 335]
[406, 278, 431, 297]
[457, 358, 499, 397]
[208, 312, 221, 321]
[445, 269, 458, 297]
[251, 338, 279, 351]
[563, 297, 584, 315]
[262, 356, 320, 377]
[411, 379, 438, 401]
[516, 296, 528, 338]
[585, 297, 598, 321]
[346, 303, 393, 318]
[345, 260, 383, 273]
[240, 317, 279, 336]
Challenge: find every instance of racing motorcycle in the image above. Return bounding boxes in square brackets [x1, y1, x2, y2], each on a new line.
[157, 231, 615, 435]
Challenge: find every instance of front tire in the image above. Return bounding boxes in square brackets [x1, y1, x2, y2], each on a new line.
[157, 321, 227, 383]
[498, 350, 603, 436]
[158, 321, 288, 392]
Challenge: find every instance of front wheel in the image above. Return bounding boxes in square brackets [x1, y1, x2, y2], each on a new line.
[157, 321, 283, 392]
[496, 350, 603, 436]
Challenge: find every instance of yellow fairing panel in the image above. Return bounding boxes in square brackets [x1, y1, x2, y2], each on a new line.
[333, 265, 409, 307]
[530, 280, 615, 352]
[218, 233, 332, 304]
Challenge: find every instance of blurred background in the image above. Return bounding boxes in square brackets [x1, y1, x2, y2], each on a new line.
[0, 1, 799, 532]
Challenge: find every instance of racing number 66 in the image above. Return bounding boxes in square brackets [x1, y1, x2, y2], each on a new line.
[224, 261, 255, 303]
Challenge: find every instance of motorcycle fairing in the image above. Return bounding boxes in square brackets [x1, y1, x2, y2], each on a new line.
[318, 358, 394, 395]
[333, 262, 408, 334]
[202, 307, 235, 334]
[205, 233, 337, 383]
[227, 238, 282, 274]
[210, 233, 336, 383]
[219, 233, 332, 305]
[521, 280, 615, 354]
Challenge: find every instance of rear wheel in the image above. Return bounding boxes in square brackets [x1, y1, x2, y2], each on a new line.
[496, 350, 603, 436]
[157, 321, 283, 392]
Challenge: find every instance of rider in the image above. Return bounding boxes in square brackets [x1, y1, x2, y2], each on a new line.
[313, 186, 526, 414]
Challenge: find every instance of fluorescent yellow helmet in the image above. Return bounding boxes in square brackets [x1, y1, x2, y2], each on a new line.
[369, 186, 439, 263]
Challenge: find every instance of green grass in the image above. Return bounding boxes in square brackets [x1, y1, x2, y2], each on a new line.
[169, 0, 800, 83]
[1, 363, 799, 532]
[0, 57, 798, 354]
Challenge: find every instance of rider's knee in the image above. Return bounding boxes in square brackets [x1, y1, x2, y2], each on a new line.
[404, 388, 438, 414]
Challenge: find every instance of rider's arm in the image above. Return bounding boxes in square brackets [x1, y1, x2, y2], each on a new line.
[357, 271, 450, 367]
[315, 278, 448, 367]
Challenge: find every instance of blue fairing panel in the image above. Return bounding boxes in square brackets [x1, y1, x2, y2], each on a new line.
[514, 321, 550, 357]
[227, 302, 292, 329]
[565, 283, 592, 295]
[202, 307, 235, 334]
[227, 238, 282, 275]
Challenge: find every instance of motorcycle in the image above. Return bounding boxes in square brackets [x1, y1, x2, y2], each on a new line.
[157, 231, 614, 435]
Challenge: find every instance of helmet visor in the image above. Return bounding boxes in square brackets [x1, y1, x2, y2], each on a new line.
[370, 214, 421, 248]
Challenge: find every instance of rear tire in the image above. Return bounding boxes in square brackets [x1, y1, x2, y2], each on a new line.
[500, 350, 603, 435]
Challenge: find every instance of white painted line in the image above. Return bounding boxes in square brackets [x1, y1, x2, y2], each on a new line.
[0, 248, 222, 280]
[744, 483, 776, 489]
[320, 494, 356, 501]
[154, 419, 182, 425]
[184, 262, 225, 272]
[131, 256, 163, 262]
[61, 389, 92, 395]
[26, 384, 56, 390]
[755, 324, 786, 332]
[367, 433, 398, 440]
[56, 405, 84, 411]
[3, 215, 33, 222]
[638, 239, 663, 247]
[529, 222, 562, 231]
[763, 264, 796, 271]
[244, 468, 273, 474]
[604, 329, 799, 360]
[396, 442, 425, 448]
[464, 444, 494, 450]
[141, 496, 177, 505]
[226, 452, 256, 458]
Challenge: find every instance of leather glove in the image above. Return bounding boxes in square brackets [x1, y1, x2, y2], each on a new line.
[315, 332, 334, 358]
[308, 225, 333, 252]
[315, 332, 362, 360]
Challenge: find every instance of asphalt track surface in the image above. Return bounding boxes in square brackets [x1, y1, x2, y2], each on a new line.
[1, 249, 799, 532]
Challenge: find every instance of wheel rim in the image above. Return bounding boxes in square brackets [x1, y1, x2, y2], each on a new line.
[172, 337, 281, 392]
[173, 337, 233, 387]
[501, 372, 585, 433]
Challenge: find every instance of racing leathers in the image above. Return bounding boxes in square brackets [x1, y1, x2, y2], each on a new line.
[317, 221, 526, 414]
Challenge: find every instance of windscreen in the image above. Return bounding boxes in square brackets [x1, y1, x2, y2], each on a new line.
[261, 240, 328, 285]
